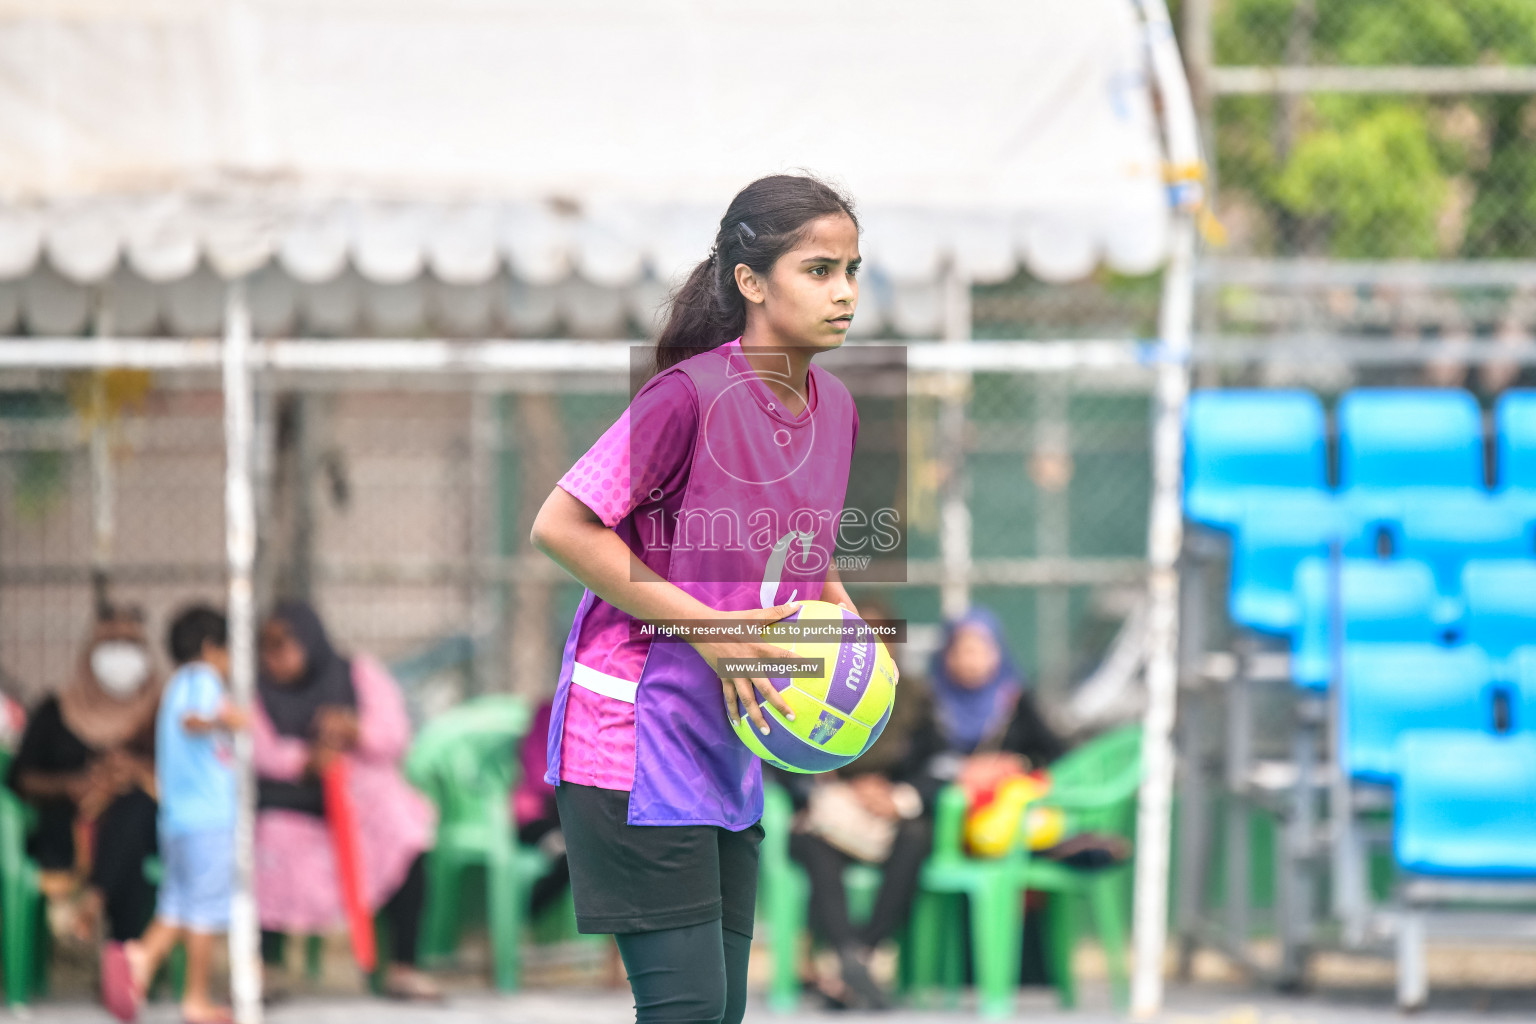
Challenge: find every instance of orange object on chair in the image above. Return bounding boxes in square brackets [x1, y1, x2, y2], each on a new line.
[321, 758, 376, 972]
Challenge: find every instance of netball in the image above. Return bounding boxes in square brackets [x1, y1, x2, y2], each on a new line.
[730, 601, 898, 774]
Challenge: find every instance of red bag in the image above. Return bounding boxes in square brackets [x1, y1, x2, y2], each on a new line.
[321, 758, 376, 972]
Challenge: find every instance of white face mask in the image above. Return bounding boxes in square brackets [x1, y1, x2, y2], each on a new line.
[90, 641, 151, 698]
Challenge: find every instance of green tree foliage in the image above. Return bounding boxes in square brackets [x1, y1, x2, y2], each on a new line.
[1211, 0, 1536, 257]
[1275, 105, 1446, 257]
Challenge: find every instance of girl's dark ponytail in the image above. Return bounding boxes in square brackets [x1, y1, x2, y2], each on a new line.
[652, 174, 858, 374]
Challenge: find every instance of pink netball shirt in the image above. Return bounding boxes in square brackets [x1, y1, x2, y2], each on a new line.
[553, 339, 856, 802]
[554, 371, 701, 790]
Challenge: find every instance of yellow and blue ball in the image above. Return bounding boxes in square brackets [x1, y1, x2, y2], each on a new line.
[730, 600, 898, 774]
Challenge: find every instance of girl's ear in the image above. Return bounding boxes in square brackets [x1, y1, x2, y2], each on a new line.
[734, 262, 767, 306]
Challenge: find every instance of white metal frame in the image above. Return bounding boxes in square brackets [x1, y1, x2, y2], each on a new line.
[1131, 0, 1203, 1016]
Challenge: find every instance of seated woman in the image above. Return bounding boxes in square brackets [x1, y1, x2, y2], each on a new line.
[911, 608, 1128, 865]
[910, 607, 1128, 986]
[908, 607, 1065, 793]
[770, 598, 929, 1011]
[252, 600, 439, 1001]
[7, 606, 161, 954]
[775, 683, 931, 1011]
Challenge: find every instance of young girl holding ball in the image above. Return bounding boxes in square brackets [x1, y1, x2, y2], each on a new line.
[531, 173, 886, 1022]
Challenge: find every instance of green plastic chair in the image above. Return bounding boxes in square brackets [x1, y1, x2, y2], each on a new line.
[0, 753, 188, 1009]
[908, 726, 1144, 1016]
[405, 694, 547, 991]
[758, 783, 907, 1014]
[1014, 725, 1143, 1010]
[758, 784, 811, 1011]
[905, 785, 1030, 1019]
[0, 750, 48, 1007]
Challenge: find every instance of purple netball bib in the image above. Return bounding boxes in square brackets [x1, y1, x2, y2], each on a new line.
[547, 338, 857, 829]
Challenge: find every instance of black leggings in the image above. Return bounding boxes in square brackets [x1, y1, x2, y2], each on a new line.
[615, 920, 752, 1024]
[260, 852, 427, 967]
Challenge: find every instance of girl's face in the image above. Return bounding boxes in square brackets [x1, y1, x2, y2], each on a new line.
[259, 619, 308, 686]
[737, 213, 860, 350]
[944, 624, 1002, 690]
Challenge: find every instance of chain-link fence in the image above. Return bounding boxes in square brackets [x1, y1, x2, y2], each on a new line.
[0, 351, 1161, 717]
[1205, 0, 1536, 260]
[1183, 0, 1536, 416]
[0, 373, 225, 704]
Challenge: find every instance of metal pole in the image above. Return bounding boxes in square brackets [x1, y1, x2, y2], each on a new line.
[1034, 380, 1072, 696]
[1131, 0, 1203, 1015]
[939, 263, 974, 619]
[468, 389, 501, 693]
[89, 297, 116, 611]
[1183, 0, 1221, 389]
[1132, 214, 1195, 1019]
[1212, 64, 1536, 95]
[223, 280, 263, 1024]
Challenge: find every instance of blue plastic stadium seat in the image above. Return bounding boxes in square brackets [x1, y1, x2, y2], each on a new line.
[1184, 389, 1328, 530]
[1342, 644, 1494, 784]
[1394, 730, 1536, 877]
[1511, 647, 1536, 734]
[1496, 390, 1536, 490]
[1291, 558, 1443, 690]
[1462, 560, 1536, 660]
[1228, 492, 1344, 635]
[1495, 390, 1536, 520]
[1396, 495, 1532, 596]
[1338, 389, 1486, 524]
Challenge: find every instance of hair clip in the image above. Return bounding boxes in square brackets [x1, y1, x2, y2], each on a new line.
[737, 222, 757, 243]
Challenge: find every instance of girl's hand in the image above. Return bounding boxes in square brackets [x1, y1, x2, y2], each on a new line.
[691, 602, 803, 736]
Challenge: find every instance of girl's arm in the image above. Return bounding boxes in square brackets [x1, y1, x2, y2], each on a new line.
[531, 486, 799, 736]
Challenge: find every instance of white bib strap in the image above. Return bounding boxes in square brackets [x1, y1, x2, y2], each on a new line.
[572, 661, 639, 704]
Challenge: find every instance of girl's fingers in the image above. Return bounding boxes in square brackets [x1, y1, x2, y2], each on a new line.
[752, 676, 795, 720]
[722, 679, 740, 726]
[737, 678, 772, 736]
[763, 600, 802, 624]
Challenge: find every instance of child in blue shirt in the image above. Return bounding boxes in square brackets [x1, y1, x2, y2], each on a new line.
[102, 604, 246, 1024]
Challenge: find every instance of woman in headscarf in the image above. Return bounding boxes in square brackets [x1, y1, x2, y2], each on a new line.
[251, 600, 439, 1001]
[907, 606, 1065, 788]
[909, 607, 1127, 988]
[7, 605, 162, 950]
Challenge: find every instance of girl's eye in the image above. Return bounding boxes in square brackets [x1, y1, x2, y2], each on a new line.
[848, 265, 861, 277]
[811, 266, 828, 276]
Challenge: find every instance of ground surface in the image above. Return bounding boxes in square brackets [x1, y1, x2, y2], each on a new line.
[15, 985, 1536, 1024]
[19, 934, 1536, 1022]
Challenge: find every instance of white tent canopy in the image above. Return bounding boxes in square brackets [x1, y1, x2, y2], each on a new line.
[0, 0, 1171, 318]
